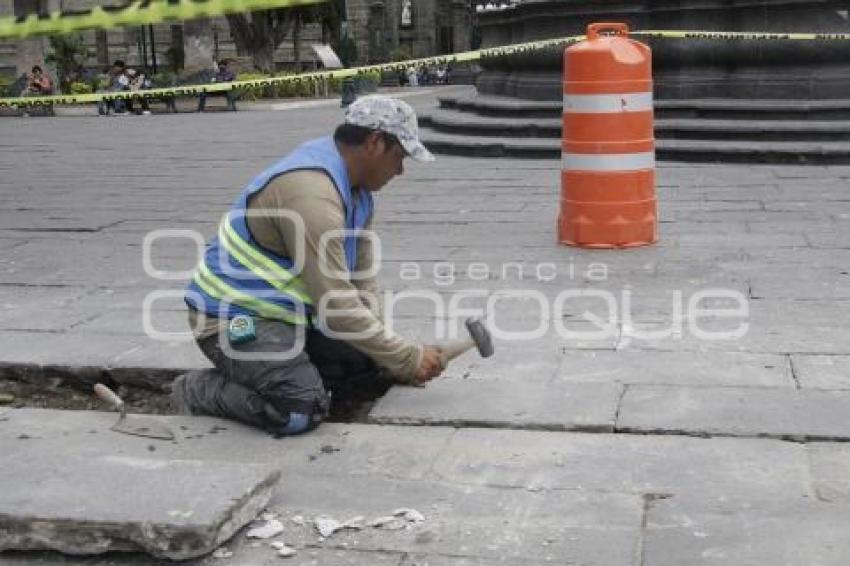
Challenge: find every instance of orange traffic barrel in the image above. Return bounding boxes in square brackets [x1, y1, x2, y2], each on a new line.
[558, 22, 657, 248]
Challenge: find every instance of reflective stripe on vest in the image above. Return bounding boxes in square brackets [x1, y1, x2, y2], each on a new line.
[193, 263, 310, 326]
[217, 214, 312, 304]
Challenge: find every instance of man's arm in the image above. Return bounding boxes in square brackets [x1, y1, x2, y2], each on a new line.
[252, 171, 423, 382]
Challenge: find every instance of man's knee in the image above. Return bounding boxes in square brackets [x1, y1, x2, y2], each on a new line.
[171, 368, 327, 435]
[262, 404, 324, 436]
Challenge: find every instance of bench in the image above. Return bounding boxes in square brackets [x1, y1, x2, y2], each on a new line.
[147, 69, 240, 113]
[8, 74, 54, 116]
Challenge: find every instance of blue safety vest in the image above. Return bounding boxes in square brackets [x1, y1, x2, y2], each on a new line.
[185, 136, 374, 325]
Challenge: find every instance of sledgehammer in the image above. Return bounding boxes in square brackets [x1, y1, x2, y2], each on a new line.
[436, 318, 494, 368]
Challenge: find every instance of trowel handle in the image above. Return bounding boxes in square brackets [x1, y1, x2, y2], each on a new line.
[94, 384, 125, 416]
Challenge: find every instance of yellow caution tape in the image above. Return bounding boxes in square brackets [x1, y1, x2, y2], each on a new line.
[3, 29, 849, 108]
[0, 34, 586, 108]
[632, 30, 850, 41]
[0, 0, 328, 40]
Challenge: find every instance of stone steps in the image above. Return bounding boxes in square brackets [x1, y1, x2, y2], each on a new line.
[657, 98, 850, 121]
[438, 94, 850, 120]
[420, 93, 850, 162]
[422, 108, 850, 141]
[421, 129, 850, 164]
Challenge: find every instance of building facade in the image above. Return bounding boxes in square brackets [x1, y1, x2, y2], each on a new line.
[0, 0, 474, 81]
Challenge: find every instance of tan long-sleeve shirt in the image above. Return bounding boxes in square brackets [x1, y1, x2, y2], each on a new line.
[189, 169, 422, 382]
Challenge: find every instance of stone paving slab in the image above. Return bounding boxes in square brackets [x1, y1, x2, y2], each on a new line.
[619, 300, 850, 355]
[749, 273, 850, 299]
[0, 551, 166, 565]
[431, 428, 810, 503]
[617, 385, 850, 441]
[369, 379, 621, 431]
[437, 337, 562, 382]
[0, 405, 843, 565]
[806, 443, 850, 503]
[240, 475, 643, 565]
[643, 496, 850, 566]
[0, 453, 279, 560]
[0, 409, 453, 484]
[791, 354, 850, 390]
[398, 557, 557, 566]
[0, 331, 145, 371]
[0, 409, 646, 565]
[557, 350, 794, 388]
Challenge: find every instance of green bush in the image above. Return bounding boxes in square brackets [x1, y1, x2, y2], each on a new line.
[274, 72, 318, 98]
[150, 72, 177, 89]
[230, 70, 368, 101]
[68, 81, 92, 94]
[235, 72, 269, 100]
[0, 75, 12, 97]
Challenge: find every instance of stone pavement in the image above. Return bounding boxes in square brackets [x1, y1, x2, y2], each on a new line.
[2, 86, 850, 564]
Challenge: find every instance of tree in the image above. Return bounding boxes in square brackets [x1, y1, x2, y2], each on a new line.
[226, 4, 341, 73]
[45, 34, 92, 93]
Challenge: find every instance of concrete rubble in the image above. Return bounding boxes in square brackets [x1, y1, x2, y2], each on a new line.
[245, 518, 284, 539]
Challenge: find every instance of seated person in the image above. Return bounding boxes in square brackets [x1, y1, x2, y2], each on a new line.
[21, 65, 55, 117]
[22, 65, 54, 96]
[198, 60, 237, 112]
[125, 68, 152, 115]
[97, 60, 130, 115]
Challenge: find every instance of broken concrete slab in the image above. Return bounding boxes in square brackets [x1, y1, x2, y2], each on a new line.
[369, 379, 621, 432]
[0, 454, 279, 560]
[0, 550, 160, 565]
[431, 428, 809, 502]
[617, 385, 850, 441]
[557, 350, 794, 388]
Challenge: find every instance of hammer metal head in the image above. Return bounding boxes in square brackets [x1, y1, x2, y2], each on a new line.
[465, 318, 494, 358]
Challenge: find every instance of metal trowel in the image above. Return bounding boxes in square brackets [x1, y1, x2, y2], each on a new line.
[94, 383, 174, 440]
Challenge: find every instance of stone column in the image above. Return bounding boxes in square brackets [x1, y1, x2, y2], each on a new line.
[182, 17, 215, 73]
[412, 0, 436, 58]
[451, 0, 471, 53]
[367, 1, 386, 63]
[11, 0, 46, 76]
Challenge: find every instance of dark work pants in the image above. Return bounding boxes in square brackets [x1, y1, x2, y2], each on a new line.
[171, 318, 391, 435]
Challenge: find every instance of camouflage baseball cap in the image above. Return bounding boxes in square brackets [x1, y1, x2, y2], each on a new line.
[344, 95, 435, 162]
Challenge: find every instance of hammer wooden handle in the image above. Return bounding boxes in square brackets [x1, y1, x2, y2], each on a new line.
[437, 336, 475, 367]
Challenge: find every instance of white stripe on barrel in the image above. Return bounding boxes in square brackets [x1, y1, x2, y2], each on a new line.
[562, 151, 655, 171]
[563, 92, 653, 113]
